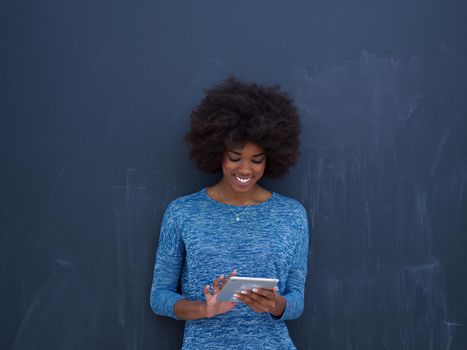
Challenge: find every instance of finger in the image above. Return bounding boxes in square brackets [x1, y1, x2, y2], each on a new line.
[203, 285, 211, 298]
[219, 270, 237, 291]
[234, 292, 256, 309]
[251, 288, 277, 300]
[248, 290, 276, 311]
[242, 300, 264, 313]
[212, 274, 224, 293]
[272, 286, 280, 300]
[236, 291, 271, 312]
[243, 297, 270, 313]
[243, 289, 265, 303]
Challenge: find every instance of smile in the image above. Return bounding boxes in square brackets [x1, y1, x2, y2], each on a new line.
[235, 175, 252, 183]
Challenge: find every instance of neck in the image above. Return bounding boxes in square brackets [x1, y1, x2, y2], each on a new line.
[217, 180, 258, 205]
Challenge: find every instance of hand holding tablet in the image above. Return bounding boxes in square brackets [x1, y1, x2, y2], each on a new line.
[203, 272, 284, 318]
[217, 276, 279, 302]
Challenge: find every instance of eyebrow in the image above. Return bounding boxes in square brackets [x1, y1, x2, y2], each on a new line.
[227, 150, 266, 157]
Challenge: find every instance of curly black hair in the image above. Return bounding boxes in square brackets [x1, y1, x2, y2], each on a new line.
[184, 76, 301, 178]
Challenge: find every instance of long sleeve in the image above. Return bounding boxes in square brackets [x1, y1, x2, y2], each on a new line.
[149, 202, 186, 320]
[274, 206, 309, 321]
[147, 189, 308, 348]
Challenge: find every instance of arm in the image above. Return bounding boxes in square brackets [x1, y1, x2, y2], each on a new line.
[150, 251, 221, 320]
[149, 202, 186, 320]
[273, 206, 309, 321]
[173, 300, 208, 320]
[236, 206, 309, 320]
[174, 272, 238, 320]
[149, 202, 236, 320]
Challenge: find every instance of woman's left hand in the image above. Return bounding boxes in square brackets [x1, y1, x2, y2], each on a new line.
[234, 286, 286, 317]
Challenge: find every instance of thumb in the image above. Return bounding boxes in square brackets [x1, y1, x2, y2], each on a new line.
[203, 285, 211, 298]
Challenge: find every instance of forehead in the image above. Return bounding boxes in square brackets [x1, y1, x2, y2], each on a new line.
[226, 142, 265, 155]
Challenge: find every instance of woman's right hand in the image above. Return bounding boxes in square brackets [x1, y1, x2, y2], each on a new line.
[203, 270, 238, 318]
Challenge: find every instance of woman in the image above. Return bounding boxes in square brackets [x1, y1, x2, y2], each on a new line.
[150, 76, 309, 349]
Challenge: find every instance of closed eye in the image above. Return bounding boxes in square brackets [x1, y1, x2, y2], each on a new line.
[227, 154, 265, 164]
[228, 156, 264, 164]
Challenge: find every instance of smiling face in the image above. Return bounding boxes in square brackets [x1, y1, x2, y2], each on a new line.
[220, 142, 267, 195]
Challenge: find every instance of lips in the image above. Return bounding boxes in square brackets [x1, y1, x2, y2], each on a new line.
[235, 175, 253, 184]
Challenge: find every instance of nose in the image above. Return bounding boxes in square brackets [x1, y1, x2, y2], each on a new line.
[238, 160, 252, 175]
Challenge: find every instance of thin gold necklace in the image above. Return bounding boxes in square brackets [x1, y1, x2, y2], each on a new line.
[216, 184, 258, 222]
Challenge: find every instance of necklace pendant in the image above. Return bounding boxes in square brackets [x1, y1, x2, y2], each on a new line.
[235, 216, 240, 222]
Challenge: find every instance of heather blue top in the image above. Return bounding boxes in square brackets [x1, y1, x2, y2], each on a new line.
[150, 187, 309, 349]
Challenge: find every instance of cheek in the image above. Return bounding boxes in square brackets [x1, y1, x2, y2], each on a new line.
[221, 159, 233, 173]
[258, 168, 265, 177]
[256, 161, 266, 175]
[221, 161, 237, 178]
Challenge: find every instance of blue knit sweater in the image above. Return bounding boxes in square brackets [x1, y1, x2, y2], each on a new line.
[150, 188, 309, 349]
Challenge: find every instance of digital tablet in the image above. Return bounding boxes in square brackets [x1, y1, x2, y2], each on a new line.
[217, 276, 279, 302]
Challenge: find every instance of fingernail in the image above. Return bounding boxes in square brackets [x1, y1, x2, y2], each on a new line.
[233, 293, 240, 298]
[220, 274, 224, 278]
[274, 286, 278, 291]
[240, 290, 248, 295]
[252, 288, 258, 292]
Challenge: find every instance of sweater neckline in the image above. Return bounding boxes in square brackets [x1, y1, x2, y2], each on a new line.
[201, 187, 276, 209]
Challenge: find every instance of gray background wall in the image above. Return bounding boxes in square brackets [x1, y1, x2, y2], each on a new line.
[1, 1, 466, 349]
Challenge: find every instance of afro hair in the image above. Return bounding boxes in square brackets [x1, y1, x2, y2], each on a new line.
[184, 76, 301, 178]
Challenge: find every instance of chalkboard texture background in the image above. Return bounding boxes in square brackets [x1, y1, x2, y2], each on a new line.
[1, 1, 466, 349]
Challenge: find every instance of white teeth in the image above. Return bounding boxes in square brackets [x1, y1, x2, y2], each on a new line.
[235, 176, 251, 183]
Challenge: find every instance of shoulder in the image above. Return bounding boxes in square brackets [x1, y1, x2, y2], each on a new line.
[164, 188, 206, 217]
[272, 192, 306, 214]
[160, 189, 206, 230]
[271, 192, 308, 228]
